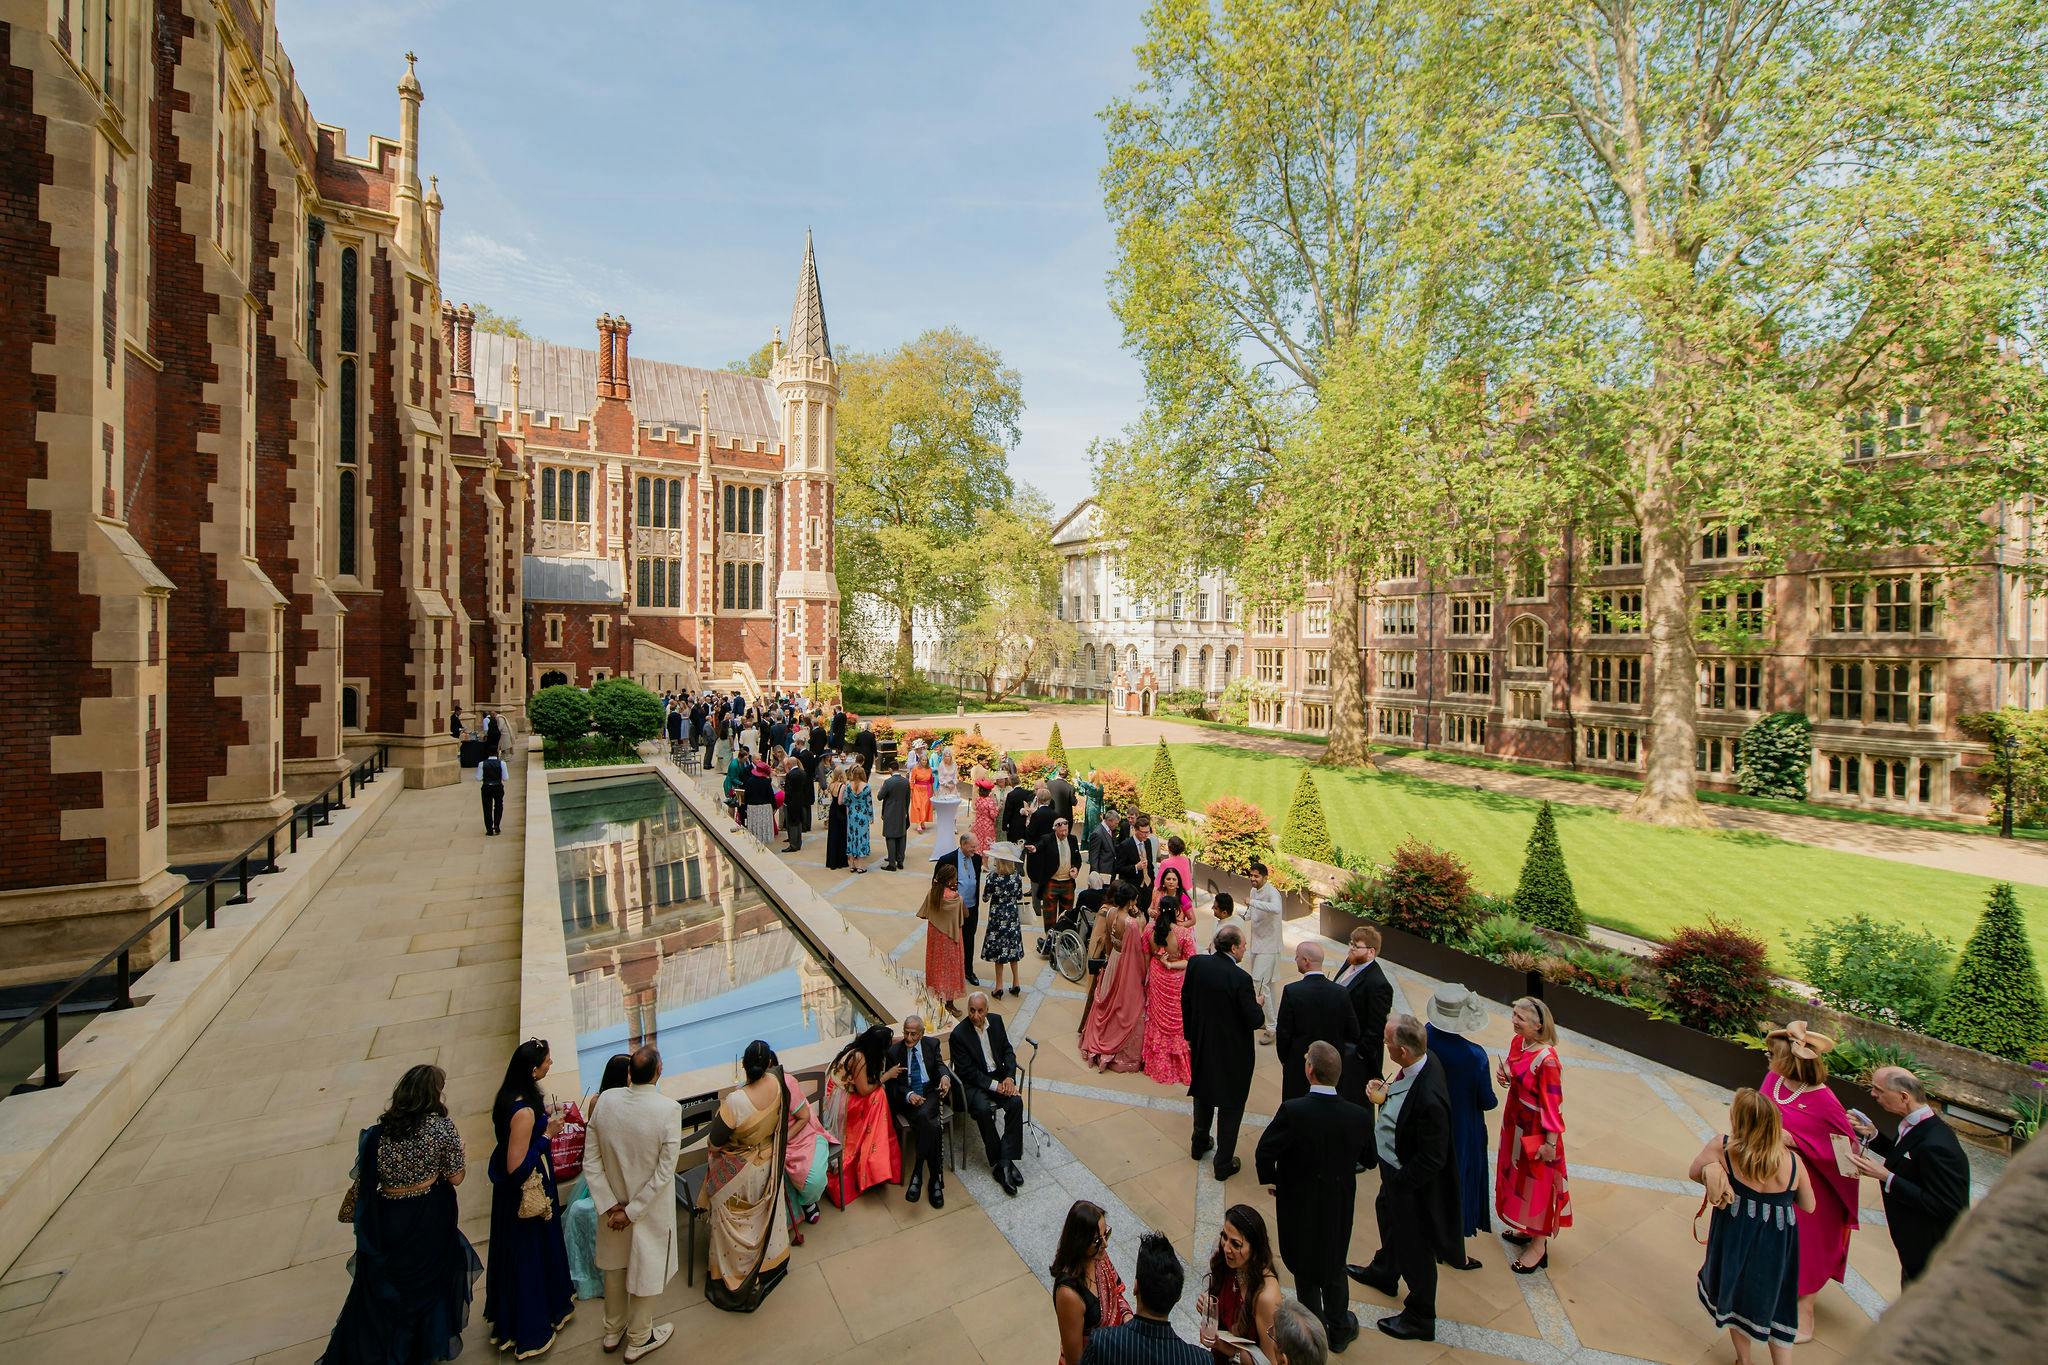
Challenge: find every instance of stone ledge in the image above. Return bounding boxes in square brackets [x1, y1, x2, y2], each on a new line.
[0, 770, 404, 1275]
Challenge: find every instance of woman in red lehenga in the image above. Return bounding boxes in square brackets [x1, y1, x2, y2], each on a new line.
[819, 1026, 903, 1208]
[1080, 895, 1149, 1072]
[1141, 898, 1194, 1086]
[1495, 996, 1573, 1273]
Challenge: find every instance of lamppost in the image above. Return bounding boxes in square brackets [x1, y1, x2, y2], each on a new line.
[2001, 731, 2020, 839]
[1102, 684, 1112, 748]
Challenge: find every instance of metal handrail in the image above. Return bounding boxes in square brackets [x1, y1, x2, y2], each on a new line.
[0, 744, 392, 1092]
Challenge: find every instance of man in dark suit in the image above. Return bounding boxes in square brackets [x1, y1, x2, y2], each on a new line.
[1274, 942, 1360, 1103]
[949, 992, 1026, 1195]
[793, 736, 821, 784]
[876, 760, 912, 870]
[1332, 925, 1393, 1165]
[1850, 1066, 1971, 1283]
[852, 723, 878, 773]
[768, 713, 791, 755]
[1080, 1232, 1210, 1365]
[1047, 768, 1077, 826]
[809, 718, 829, 757]
[933, 832, 986, 988]
[1182, 922, 1262, 1180]
[1001, 776, 1032, 845]
[1347, 1014, 1463, 1343]
[1087, 808, 1123, 891]
[780, 756, 814, 852]
[1257, 1042, 1374, 1353]
[830, 707, 848, 752]
[886, 1013, 955, 1208]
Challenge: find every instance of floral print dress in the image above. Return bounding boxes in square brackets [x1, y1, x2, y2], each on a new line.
[982, 871, 1024, 964]
[846, 782, 873, 859]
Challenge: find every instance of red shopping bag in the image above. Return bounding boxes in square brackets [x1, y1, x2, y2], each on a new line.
[550, 1102, 587, 1183]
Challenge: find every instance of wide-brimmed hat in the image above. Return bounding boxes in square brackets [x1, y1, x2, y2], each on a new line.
[986, 841, 1025, 866]
[1426, 984, 1489, 1036]
[1766, 1021, 1835, 1060]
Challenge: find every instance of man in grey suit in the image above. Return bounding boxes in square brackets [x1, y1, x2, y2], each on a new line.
[877, 758, 912, 870]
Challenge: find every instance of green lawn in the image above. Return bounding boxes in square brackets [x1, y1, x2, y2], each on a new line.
[1061, 742, 2048, 984]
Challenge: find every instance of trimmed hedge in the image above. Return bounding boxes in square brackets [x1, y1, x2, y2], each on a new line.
[1046, 723, 1069, 770]
[1511, 802, 1585, 935]
[1142, 737, 1186, 819]
[590, 678, 664, 747]
[1928, 882, 2048, 1060]
[1277, 767, 1335, 864]
[1736, 711, 1812, 800]
[529, 685, 594, 747]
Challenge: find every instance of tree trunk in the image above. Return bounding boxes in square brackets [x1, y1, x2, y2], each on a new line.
[1628, 468, 1711, 826]
[1325, 557, 1370, 765]
[893, 605, 916, 687]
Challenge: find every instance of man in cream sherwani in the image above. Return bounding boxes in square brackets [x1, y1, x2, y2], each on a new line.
[584, 1046, 682, 1360]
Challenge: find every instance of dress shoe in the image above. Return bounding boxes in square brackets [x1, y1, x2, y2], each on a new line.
[1346, 1264, 1398, 1297]
[1510, 1252, 1549, 1275]
[905, 1171, 923, 1203]
[1376, 1313, 1434, 1342]
[1502, 1230, 1532, 1247]
[996, 1166, 1019, 1197]
[928, 1180, 945, 1209]
[1449, 1255, 1484, 1272]
[1213, 1157, 1241, 1181]
[1005, 1160, 1025, 1188]
[1325, 1311, 1360, 1353]
[1191, 1137, 1214, 1162]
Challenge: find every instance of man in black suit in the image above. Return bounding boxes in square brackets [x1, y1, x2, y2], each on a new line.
[1347, 1014, 1462, 1343]
[1182, 923, 1262, 1180]
[1332, 925, 1393, 1166]
[768, 714, 791, 755]
[1047, 768, 1077, 826]
[793, 736, 821, 784]
[876, 759, 912, 870]
[949, 992, 1027, 1195]
[830, 707, 848, 752]
[1257, 1042, 1374, 1353]
[1000, 775, 1032, 845]
[933, 832, 986, 988]
[886, 1013, 955, 1208]
[1026, 811, 1080, 924]
[852, 722, 878, 773]
[809, 718, 829, 757]
[1274, 942, 1360, 1103]
[1850, 1066, 1971, 1283]
[780, 756, 814, 852]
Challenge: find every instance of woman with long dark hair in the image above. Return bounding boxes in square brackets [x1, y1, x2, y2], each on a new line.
[1196, 1205, 1283, 1364]
[562, 1053, 632, 1300]
[702, 1041, 795, 1311]
[318, 1064, 482, 1363]
[1141, 897, 1195, 1086]
[819, 1025, 903, 1206]
[1050, 1199, 1130, 1365]
[483, 1039, 575, 1358]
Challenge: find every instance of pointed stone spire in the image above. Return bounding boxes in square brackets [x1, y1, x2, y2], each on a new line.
[785, 229, 830, 361]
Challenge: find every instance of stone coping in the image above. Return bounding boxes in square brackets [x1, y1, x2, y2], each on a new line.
[521, 757, 917, 1109]
[0, 771, 405, 1275]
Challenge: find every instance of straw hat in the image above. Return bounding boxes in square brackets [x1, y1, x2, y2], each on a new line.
[1426, 984, 1490, 1036]
[1766, 1021, 1835, 1060]
[985, 840, 1025, 866]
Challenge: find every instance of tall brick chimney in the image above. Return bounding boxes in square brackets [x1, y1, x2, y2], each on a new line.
[453, 303, 474, 394]
[595, 314, 616, 397]
[612, 317, 632, 401]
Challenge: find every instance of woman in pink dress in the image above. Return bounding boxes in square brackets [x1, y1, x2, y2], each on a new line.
[1141, 900, 1194, 1086]
[1154, 837, 1194, 911]
[972, 777, 999, 849]
[1152, 868, 1192, 923]
[1080, 897, 1150, 1072]
[1495, 996, 1573, 1272]
[1760, 1022, 1859, 1342]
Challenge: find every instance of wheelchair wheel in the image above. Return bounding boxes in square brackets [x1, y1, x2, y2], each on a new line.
[1052, 928, 1087, 983]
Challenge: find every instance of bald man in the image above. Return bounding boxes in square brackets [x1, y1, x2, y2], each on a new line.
[1275, 941, 1360, 1103]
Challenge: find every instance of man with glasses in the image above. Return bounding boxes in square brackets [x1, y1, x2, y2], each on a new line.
[1848, 1066, 1970, 1283]
[1030, 816, 1083, 932]
[886, 1014, 954, 1208]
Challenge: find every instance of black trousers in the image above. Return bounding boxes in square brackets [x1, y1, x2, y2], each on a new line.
[961, 902, 981, 980]
[886, 833, 907, 867]
[786, 804, 808, 850]
[1190, 1094, 1245, 1173]
[1364, 1181, 1437, 1323]
[480, 783, 504, 834]
[1294, 1259, 1352, 1337]
[963, 1086, 1024, 1167]
[899, 1093, 945, 1177]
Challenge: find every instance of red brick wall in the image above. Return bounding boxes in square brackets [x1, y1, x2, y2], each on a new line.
[342, 245, 416, 735]
[528, 602, 630, 686]
[0, 22, 109, 890]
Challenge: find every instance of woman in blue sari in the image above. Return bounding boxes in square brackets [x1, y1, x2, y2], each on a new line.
[318, 1064, 482, 1363]
[560, 1053, 632, 1300]
[1425, 984, 1498, 1271]
[484, 1039, 576, 1358]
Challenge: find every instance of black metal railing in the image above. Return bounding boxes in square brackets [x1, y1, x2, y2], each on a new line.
[0, 744, 391, 1094]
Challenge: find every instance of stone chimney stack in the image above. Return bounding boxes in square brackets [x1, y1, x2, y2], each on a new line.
[595, 314, 616, 398]
[612, 317, 632, 401]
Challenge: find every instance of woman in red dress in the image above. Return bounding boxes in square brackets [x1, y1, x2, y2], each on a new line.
[820, 1026, 903, 1207]
[919, 864, 967, 1012]
[1495, 996, 1573, 1273]
[972, 777, 999, 849]
[1196, 1205, 1283, 1364]
[1141, 898, 1195, 1086]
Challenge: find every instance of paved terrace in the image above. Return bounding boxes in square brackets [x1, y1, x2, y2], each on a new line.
[0, 748, 1982, 1364]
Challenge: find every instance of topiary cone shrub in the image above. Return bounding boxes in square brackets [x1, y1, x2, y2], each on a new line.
[590, 678, 664, 747]
[1928, 882, 2048, 1061]
[1277, 767, 1336, 864]
[1199, 795, 1276, 876]
[1369, 839, 1481, 944]
[1046, 723, 1069, 769]
[1511, 802, 1585, 935]
[529, 685, 595, 749]
[1651, 917, 1772, 1036]
[1142, 737, 1185, 819]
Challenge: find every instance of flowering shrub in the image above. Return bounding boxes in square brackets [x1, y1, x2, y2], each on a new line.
[952, 734, 1000, 771]
[1092, 767, 1142, 815]
[1651, 918, 1773, 1036]
[1014, 750, 1055, 785]
[1199, 796, 1275, 876]
[871, 719, 899, 742]
[1367, 839, 1481, 944]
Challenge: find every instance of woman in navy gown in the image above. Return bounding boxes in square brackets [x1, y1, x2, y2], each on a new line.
[1425, 984, 1498, 1271]
[484, 1039, 576, 1358]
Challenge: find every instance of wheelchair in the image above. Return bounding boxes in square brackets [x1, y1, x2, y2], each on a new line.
[1041, 894, 1099, 984]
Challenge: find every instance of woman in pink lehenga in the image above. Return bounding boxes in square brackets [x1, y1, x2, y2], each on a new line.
[1141, 899, 1195, 1086]
[1080, 896, 1150, 1072]
[1760, 1022, 1860, 1343]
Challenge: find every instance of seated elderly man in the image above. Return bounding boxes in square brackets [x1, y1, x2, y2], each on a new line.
[885, 1013, 954, 1207]
[949, 991, 1027, 1195]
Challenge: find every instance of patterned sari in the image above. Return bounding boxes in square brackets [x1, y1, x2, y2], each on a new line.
[701, 1074, 791, 1312]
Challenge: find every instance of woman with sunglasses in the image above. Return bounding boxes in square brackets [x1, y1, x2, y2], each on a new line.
[1050, 1199, 1131, 1365]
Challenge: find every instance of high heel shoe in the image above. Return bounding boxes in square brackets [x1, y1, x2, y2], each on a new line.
[1502, 1230, 1533, 1247]
[1510, 1253, 1549, 1275]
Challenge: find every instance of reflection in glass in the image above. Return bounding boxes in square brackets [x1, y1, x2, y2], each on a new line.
[550, 777, 864, 1081]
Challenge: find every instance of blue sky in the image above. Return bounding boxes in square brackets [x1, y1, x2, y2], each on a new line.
[280, 0, 1148, 514]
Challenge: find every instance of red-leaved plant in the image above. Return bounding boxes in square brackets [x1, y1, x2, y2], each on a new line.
[1370, 839, 1480, 944]
[1650, 917, 1773, 1036]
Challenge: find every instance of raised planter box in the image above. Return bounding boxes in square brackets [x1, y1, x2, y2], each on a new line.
[1195, 861, 1318, 922]
[1318, 905, 1538, 1005]
[1537, 980, 1766, 1092]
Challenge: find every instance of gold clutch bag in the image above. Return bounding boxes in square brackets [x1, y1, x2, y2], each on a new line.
[518, 1168, 553, 1220]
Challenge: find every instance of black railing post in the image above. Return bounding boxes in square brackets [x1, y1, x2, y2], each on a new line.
[266, 832, 277, 873]
[43, 1012, 60, 1089]
[170, 909, 182, 961]
[289, 818, 299, 853]
[205, 881, 217, 929]
[116, 949, 133, 1008]
[237, 855, 251, 905]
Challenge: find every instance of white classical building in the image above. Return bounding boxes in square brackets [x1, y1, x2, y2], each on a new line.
[1041, 500, 1244, 711]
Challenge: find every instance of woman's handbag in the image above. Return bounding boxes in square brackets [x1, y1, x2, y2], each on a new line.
[518, 1167, 554, 1220]
[550, 1102, 587, 1183]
